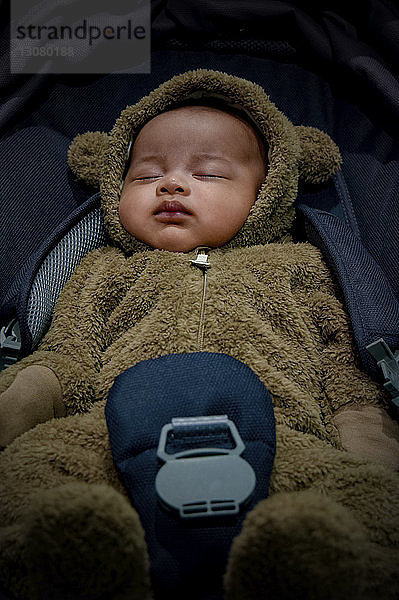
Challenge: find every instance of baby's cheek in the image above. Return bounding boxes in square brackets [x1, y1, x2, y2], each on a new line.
[118, 198, 138, 235]
[118, 201, 128, 227]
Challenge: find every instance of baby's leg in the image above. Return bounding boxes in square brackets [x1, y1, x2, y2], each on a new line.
[0, 402, 152, 600]
[225, 418, 399, 600]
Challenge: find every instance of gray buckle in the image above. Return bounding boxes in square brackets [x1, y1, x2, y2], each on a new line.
[367, 338, 399, 409]
[155, 415, 256, 519]
[0, 319, 21, 370]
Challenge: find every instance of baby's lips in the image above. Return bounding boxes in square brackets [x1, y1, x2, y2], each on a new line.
[154, 200, 192, 215]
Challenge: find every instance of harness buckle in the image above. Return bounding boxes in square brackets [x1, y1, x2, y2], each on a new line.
[0, 318, 21, 370]
[155, 415, 256, 518]
[366, 338, 399, 410]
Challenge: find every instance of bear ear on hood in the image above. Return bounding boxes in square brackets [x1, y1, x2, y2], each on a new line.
[295, 125, 342, 185]
[67, 131, 110, 189]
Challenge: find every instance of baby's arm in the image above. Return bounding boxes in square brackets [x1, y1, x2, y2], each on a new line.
[334, 403, 399, 470]
[308, 265, 399, 470]
[0, 246, 123, 446]
[0, 365, 63, 447]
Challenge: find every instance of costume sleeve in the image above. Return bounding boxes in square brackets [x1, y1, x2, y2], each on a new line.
[305, 268, 389, 414]
[0, 246, 130, 415]
[302, 250, 399, 468]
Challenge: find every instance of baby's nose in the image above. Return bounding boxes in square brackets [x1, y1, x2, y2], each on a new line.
[156, 175, 189, 196]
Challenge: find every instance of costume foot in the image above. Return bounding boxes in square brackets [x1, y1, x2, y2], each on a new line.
[22, 482, 152, 600]
[224, 490, 370, 600]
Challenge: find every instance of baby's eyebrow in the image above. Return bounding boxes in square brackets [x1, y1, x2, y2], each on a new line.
[130, 152, 232, 167]
[130, 153, 168, 164]
[191, 153, 231, 163]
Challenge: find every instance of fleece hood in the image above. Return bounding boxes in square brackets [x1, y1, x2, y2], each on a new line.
[68, 69, 341, 253]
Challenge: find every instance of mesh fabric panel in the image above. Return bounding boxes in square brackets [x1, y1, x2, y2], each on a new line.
[27, 207, 105, 349]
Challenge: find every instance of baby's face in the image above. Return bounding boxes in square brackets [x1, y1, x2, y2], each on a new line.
[119, 105, 266, 252]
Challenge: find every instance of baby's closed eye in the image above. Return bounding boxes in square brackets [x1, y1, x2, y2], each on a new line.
[193, 173, 227, 179]
[132, 174, 162, 181]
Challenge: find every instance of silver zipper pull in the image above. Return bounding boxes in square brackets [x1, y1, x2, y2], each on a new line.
[190, 248, 211, 269]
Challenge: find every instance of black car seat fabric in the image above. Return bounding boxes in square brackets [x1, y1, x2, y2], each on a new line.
[105, 352, 276, 600]
[1, 194, 104, 357]
[1, 1, 398, 395]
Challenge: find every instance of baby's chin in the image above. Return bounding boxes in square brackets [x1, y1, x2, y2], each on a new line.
[136, 230, 219, 253]
[151, 240, 211, 253]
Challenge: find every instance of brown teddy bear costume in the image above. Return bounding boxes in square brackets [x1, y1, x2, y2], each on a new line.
[0, 69, 399, 600]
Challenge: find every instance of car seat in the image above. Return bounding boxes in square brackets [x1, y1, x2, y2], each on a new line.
[1, 5, 398, 393]
[1, 4, 399, 600]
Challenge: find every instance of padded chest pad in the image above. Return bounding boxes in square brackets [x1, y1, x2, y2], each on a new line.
[105, 352, 276, 600]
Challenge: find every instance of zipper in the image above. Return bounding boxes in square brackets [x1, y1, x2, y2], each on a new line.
[189, 247, 211, 352]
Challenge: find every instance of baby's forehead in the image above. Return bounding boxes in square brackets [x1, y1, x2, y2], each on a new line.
[132, 104, 266, 161]
[141, 104, 255, 134]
